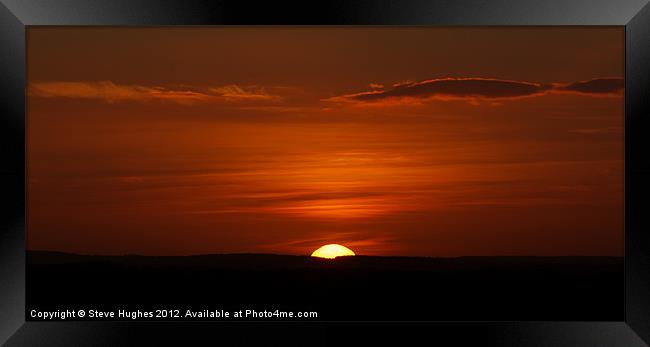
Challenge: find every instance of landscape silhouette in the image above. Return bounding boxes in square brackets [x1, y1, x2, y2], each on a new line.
[27, 251, 622, 321]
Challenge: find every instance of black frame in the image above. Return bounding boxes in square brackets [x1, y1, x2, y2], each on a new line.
[1, 1, 649, 345]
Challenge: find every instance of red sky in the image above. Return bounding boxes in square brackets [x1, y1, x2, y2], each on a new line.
[27, 27, 624, 256]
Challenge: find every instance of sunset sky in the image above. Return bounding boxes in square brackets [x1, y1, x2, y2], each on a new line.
[27, 27, 624, 256]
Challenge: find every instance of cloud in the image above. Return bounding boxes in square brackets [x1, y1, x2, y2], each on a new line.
[568, 126, 623, 134]
[189, 189, 418, 219]
[29, 81, 279, 104]
[327, 78, 553, 103]
[392, 80, 415, 87]
[326, 77, 624, 104]
[207, 85, 276, 101]
[30, 77, 624, 108]
[556, 78, 624, 95]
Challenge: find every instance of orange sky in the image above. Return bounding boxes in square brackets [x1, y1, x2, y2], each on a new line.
[27, 27, 624, 256]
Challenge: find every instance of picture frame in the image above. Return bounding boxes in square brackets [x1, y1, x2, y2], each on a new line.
[1, 0, 649, 345]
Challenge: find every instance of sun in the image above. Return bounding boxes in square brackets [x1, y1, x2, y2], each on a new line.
[311, 244, 356, 259]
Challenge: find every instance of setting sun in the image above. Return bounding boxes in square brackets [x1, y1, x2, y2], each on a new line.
[311, 244, 356, 259]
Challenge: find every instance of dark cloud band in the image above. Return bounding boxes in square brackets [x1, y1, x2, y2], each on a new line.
[557, 78, 624, 95]
[330, 77, 624, 103]
[351, 78, 552, 101]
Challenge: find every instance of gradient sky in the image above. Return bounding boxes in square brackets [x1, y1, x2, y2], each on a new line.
[27, 27, 624, 256]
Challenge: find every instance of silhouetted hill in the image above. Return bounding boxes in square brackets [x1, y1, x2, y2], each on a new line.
[28, 250, 622, 268]
[27, 251, 623, 321]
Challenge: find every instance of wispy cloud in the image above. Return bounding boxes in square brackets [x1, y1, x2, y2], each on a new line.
[325, 77, 624, 104]
[568, 126, 623, 134]
[556, 78, 624, 96]
[207, 85, 276, 101]
[326, 77, 553, 103]
[30, 77, 624, 108]
[29, 81, 280, 104]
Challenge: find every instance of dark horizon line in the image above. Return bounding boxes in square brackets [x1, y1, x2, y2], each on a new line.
[26, 249, 624, 260]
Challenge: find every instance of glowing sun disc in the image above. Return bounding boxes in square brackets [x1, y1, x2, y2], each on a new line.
[311, 244, 356, 259]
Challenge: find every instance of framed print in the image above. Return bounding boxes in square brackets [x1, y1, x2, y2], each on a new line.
[1, 1, 649, 346]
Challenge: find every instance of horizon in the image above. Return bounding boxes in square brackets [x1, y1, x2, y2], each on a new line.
[27, 249, 624, 259]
